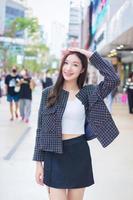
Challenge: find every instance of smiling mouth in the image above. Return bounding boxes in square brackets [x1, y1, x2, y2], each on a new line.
[64, 72, 74, 76]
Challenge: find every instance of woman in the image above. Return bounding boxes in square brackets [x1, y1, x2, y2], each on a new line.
[33, 48, 120, 200]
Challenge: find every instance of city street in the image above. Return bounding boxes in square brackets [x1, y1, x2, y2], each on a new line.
[0, 0, 133, 199]
[0, 87, 133, 200]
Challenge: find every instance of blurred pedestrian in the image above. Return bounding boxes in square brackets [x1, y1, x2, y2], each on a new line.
[0, 76, 2, 103]
[124, 72, 133, 114]
[19, 69, 36, 123]
[33, 48, 120, 200]
[5, 66, 21, 121]
[40, 70, 53, 89]
[52, 70, 59, 84]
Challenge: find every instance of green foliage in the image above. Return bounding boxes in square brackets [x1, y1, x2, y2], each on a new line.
[1, 17, 49, 72]
[7, 55, 17, 68]
[24, 60, 43, 73]
[24, 44, 49, 57]
[5, 17, 39, 38]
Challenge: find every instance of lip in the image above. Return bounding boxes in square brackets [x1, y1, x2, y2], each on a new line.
[63, 72, 73, 76]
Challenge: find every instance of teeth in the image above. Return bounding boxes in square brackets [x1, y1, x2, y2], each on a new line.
[64, 72, 73, 76]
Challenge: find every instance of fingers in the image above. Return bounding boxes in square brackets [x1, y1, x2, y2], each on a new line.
[62, 47, 93, 59]
[68, 47, 93, 58]
[64, 47, 87, 55]
[68, 47, 81, 52]
[68, 48, 86, 56]
[35, 173, 44, 186]
[35, 162, 44, 186]
[61, 49, 70, 57]
[62, 48, 80, 57]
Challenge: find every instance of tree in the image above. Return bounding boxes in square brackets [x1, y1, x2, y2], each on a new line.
[24, 43, 49, 72]
[5, 17, 39, 38]
[1, 17, 49, 71]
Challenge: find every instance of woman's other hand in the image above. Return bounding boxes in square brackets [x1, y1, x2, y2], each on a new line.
[35, 162, 44, 186]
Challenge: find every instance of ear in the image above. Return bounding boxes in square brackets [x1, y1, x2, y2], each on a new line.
[80, 68, 85, 74]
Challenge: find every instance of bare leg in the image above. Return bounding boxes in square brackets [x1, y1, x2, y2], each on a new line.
[15, 101, 19, 118]
[67, 188, 85, 200]
[48, 187, 67, 200]
[9, 102, 14, 120]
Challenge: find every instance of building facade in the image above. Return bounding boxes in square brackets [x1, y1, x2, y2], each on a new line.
[50, 21, 67, 58]
[0, 0, 28, 67]
[82, 0, 133, 86]
[68, 0, 83, 47]
[0, 0, 27, 37]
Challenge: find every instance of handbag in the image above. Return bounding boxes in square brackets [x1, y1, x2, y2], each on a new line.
[84, 119, 96, 141]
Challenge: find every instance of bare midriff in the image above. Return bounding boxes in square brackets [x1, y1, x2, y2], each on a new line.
[62, 133, 82, 140]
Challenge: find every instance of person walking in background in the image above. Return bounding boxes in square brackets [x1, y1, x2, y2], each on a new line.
[19, 69, 36, 123]
[124, 72, 133, 114]
[0, 72, 2, 97]
[33, 48, 120, 200]
[0, 76, 2, 103]
[40, 70, 53, 89]
[5, 66, 21, 121]
[52, 70, 59, 85]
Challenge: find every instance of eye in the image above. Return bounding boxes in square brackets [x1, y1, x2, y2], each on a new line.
[64, 61, 68, 65]
[73, 63, 79, 67]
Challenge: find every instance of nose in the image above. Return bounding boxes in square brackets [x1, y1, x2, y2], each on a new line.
[66, 64, 72, 71]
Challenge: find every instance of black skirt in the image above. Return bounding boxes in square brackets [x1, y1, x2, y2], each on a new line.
[43, 135, 94, 189]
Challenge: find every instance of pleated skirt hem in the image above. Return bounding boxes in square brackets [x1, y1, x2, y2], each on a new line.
[43, 135, 94, 189]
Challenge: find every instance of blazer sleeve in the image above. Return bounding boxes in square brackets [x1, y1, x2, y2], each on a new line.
[33, 89, 46, 161]
[89, 52, 120, 99]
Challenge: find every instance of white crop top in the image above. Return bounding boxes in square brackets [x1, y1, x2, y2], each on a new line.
[62, 97, 85, 135]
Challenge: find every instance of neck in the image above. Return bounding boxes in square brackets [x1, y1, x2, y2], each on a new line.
[11, 73, 16, 76]
[63, 81, 79, 92]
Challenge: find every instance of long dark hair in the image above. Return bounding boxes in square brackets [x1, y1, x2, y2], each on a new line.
[47, 51, 88, 107]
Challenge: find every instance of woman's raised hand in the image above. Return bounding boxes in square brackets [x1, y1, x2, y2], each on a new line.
[68, 48, 94, 59]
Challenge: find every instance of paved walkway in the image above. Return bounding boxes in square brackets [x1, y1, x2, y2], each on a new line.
[0, 88, 133, 200]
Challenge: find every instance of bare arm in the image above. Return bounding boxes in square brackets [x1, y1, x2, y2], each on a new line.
[5, 84, 8, 95]
[30, 79, 36, 90]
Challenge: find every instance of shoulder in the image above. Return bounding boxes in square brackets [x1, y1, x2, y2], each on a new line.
[40, 86, 54, 107]
[43, 85, 54, 93]
[5, 74, 10, 79]
[5, 74, 10, 82]
[42, 85, 54, 96]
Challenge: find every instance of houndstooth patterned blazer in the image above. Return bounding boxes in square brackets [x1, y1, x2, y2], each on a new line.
[33, 52, 120, 161]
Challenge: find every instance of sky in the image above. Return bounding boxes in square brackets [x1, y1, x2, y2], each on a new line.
[27, 0, 84, 42]
[26, 0, 84, 57]
[27, 0, 71, 43]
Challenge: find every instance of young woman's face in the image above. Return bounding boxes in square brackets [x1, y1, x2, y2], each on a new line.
[62, 54, 84, 82]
